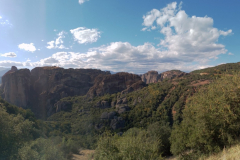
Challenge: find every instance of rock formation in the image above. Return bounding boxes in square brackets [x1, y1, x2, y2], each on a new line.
[1, 66, 110, 119]
[86, 72, 147, 98]
[141, 71, 160, 84]
[1, 67, 31, 109]
[141, 70, 186, 84]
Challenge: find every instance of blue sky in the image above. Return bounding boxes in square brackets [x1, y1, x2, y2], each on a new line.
[0, 0, 239, 74]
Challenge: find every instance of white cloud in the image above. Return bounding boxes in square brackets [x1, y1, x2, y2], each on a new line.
[79, 0, 89, 4]
[1, 52, 17, 58]
[70, 27, 101, 44]
[46, 31, 68, 49]
[0, 41, 217, 73]
[141, 2, 232, 64]
[228, 52, 234, 55]
[18, 43, 36, 52]
[0, 61, 23, 67]
[0, 2, 233, 74]
[151, 26, 156, 30]
[0, 16, 12, 26]
[6, 41, 212, 73]
[47, 41, 55, 49]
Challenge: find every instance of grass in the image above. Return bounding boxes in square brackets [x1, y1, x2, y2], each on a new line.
[200, 144, 240, 160]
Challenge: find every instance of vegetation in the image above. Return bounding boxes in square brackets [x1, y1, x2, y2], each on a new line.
[171, 73, 240, 158]
[3, 62, 240, 159]
[0, 99, 79, 160]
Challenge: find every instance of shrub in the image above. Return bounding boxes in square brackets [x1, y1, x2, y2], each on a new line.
[94, 128, 163, 160]
[170, 73, 240, 156]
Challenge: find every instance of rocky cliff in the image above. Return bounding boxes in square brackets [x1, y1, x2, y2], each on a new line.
[141, 70, 186, 84]
[1, 66, 31, 108]
[87, 72, 146, 98]
[1, 66, 111, 119]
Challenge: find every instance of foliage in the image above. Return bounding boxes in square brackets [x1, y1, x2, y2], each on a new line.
[94, 127, 163, 160]
[170, 73, 240, 157]
[192, 62, 240, 74]
[17, 136, 80, 160]
[0, 107, 34, 159]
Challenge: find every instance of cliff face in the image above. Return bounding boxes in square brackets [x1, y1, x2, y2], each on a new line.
[87, 72, 146, 98]
[141, 70, 186, 84]
[1, 66, 111, 119]
[1, 67, 31, 108]
[141, 71, 160, 84]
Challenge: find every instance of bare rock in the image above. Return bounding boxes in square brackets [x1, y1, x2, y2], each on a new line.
[117, 106, 131, 114]
[1, 66, 110, 119]
[55, 101, 72, 112]
[86, 72, 146, 98]
[110, 117, 125, 130]
[100, 112, 109, 119]
[111, 101, 116, 108]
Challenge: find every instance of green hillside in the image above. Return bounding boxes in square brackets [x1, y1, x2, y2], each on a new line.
[3, 62, 240, 159]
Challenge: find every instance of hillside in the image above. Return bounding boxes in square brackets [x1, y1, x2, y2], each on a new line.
[2, 62, 240, 159]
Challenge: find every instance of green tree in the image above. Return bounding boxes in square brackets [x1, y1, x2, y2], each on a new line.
[170, 73, 240, 156]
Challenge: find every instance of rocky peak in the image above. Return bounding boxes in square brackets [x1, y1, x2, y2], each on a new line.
[1, 68, 31, 109]
[86, 72, 146, 98]
[3, 66, 18, 76]
[141, 70, 186, 84]
[1, 67, 111, 119]
[141, 70, 160, 84]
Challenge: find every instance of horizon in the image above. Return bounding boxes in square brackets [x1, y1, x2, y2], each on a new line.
[0, 0, 239, 74]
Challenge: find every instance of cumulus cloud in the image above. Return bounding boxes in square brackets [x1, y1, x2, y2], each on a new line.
[0, 41, 216, 74]
[70, 27, 101, 44]
[1, 52, 17, 58]
[79, 0, 89, 4]
[4, 42, 210, 73]
[0, 61, 23, 67]
[141, 2, 232, 65]
[18, 43, 36, 52]
[46, 31, 68, 49]
[0, 2, 233, 74]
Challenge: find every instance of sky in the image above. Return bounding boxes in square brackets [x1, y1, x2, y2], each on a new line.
[0, 0, 239, 74]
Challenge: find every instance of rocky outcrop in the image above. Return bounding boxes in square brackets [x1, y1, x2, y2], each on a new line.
[141, 70, 186, 84]
[1, 66, 110, 119]
[141, 71, 160, 84]
[94, 100, 111, 109]
[54, 101, 72, 112]
[87, 72, 147, 98]
[110, 117, 125, 130]
[1, 67, 31, 109]
[159, 70, 187, 80]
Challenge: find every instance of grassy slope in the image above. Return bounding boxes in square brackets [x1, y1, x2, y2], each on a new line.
[202, 144, 240, 160]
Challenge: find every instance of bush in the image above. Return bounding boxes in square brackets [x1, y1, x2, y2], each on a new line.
[170, 73, 240, 156]
[94, 128, 163, 160]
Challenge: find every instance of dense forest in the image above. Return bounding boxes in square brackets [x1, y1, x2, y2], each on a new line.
[2, 62, 240, 159]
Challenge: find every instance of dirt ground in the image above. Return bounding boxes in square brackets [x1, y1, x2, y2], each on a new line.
[72, 150, 95, 160]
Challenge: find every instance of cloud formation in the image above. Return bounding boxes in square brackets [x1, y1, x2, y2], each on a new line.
[0, 16, 12, 26]
[4, 42, 212, 73]
[142, 2, 232, 64]
[1, 52, 17, 58]
[47, 31, 68, 49]
[0, 2, 232, 74]
[79, 0, 89, 4]
[18, 43, 36, 52]
[70, 27, 101, 44]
